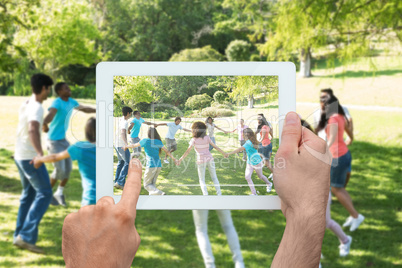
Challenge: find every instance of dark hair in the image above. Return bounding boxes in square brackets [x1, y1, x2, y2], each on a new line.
[320, 88, 334, 97]
[256, 114, 268, 134]
[243, 128, 259, 149]
[54, 82, 67, 95]
[205, 117, 214, 124]
[192, 121, 207, 138]
[148, 127, 162, 155]
[175, 117, 181, 122]
[31, 73, 53, 95]
[122, 106, 133, 116]
[133, 111, 140, 116]
[301, 119, 313, 132]
[85, 117, 96, 143]
[315, 94, 348, 133]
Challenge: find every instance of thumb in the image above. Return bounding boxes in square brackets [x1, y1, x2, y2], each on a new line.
[277, 112, 301, 157]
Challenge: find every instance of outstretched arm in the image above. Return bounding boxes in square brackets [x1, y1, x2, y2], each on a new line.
[155, 123, 168, 128]
[227, 146, 245, 156]
[162, 147, 177, 163]
[182, 128, 192, 133]
[209, 140, 228, 157]
[123, 143, 141, 151]
[178, 145, 193, 164]
[32, 150, 70, 169]
[143, 121, 157, 126]
[75, 105, 96, 113]
[214, 125, 227, 134]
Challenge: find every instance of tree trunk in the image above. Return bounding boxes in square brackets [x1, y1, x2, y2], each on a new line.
[299, 47, 312, 78]
[248, 94, 254, 108]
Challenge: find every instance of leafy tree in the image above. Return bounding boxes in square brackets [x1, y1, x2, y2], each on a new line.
[169, 45, 224, 61]
[225, 39, 251, 61]
[185, 94, 212, 111]
[213, 90, 227, 104]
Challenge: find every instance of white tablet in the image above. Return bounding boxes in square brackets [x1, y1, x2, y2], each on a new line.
[96, 62, 295, 210]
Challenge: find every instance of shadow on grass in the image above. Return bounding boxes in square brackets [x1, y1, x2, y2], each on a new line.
[319, 69, 402, 79]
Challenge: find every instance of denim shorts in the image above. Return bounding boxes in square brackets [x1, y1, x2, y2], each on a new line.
[330, 150, 352, 188]
[258, 143, 272, 160]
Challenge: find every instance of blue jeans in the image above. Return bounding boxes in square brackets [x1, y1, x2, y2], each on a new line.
[209, 137, 216, 151]
[258, 143, 272, 160]
[114, 147, 130, 186]
[14, 160, 52, 244]
[330, 151, 352, 188]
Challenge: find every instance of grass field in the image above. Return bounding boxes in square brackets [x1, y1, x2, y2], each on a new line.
[1, 56, 402, 267]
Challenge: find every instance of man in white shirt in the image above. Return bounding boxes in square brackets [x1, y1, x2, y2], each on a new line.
[155, 117, 191, 163]
[113, 107, 133, 190]
[13, 74, 54, 254]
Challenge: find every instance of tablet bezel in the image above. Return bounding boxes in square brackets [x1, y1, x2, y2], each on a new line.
[96, 62, 295, 210]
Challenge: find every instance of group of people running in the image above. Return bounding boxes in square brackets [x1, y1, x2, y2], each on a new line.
[13, 73, 97, 253]
[114, 109, 275, 196]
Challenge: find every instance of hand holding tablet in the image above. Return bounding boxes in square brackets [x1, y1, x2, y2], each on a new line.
[62, 158, 142, 268]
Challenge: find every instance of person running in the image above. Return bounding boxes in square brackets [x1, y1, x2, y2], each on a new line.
[42, 82, 95, 207]
[229, 119, 248, 161]
[205, 117, 227, 151]
[13, 73, 53, 254]
[127, 111, 158, 158]
[316, 94, 364, 231]
[124, 128, 176, 195]
[256, 114, 274, 179]
[113, 106, 133, 190]
[314, 88, 354, 188]
[33, 118, 96, 207]
[193, 210, 245, 268]
[178, 122, 225, 195]
[155, 116, 191, 164]
[227, 128, 273, 195]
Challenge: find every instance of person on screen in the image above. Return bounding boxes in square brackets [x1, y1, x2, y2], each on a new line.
[124, 127, 177, 195]
[228, 119, 248, 161]
[315, 94, 364, 232]
[177, 121, 226, 195]
[192, 210, 245, 268]
[205, 117, 228, 151]
[127, 111, 158, 158]
[61, 112, 332, 268]
[33, 117, 96, 207]
[313, 88, 354, 188]
[155, 116, 191, 164]
[42, 82, 96, 207]
[113, 106, 133, 190]
[256, 114, 274, 180]
[227, 128, 273, 195]
[13, 74, 53, 254]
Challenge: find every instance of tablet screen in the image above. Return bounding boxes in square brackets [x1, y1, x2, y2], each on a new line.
[112, 75, 279, 196]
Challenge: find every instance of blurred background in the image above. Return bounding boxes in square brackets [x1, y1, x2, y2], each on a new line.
[0, 0, 401, 267]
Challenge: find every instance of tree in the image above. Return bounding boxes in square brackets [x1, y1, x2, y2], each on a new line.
[225, 40, 251, 61]
[169, 45, 224, 61]
[185, 94, 212, 111]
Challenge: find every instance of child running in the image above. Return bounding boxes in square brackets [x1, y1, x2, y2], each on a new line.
[229, 119, 248, 161]
[178, 122, 225, 195]
[124, 127, 176, 195]
[227, 128, 272, 195]
[33, 117, 96, 207]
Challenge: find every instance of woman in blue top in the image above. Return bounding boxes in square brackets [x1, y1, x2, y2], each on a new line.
[33, 118, 96, 206]
[227, 128, 272, 195]
[124, 128, 177, 195]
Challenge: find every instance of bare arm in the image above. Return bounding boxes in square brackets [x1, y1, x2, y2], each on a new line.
[155, 123, 167, 127]
[143, 121, 157, 126]
[227, 146, 245, 155]
[28, 121, 43, 156]
[214, 125, 227, 134]
[327, 124, 337, 148]
[230, 128, 237, 133]
[182, 128, 192, 133]
[43, 108, 57, 132]
[123, 143, 141, 151]
[344, 118, 354, 145]
[33, 150, 71, 168]
[75, 105, 96, 113]
[209, 140, 228, 157]
[258, 128, 267, 143]
[127, 123, 134, 134]
[179, 145, 193, 162]
[161, 147, 177, 161]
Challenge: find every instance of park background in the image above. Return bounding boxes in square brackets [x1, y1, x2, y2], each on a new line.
[0, 0, 401, 267]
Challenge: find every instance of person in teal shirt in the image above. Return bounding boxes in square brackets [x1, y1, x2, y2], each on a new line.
[42, 82, 95, 206]
[127, 111, 157, 158]
[34, 117, 96, 206]
[124, 128, 177, 195]
[227, 128, 272, 195]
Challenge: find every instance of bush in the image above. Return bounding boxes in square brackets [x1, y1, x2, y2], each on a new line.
[213, 91, 227, 104]
[169, 45, 224, 61]
[201, 107, 234, 117]
[141, 112, 170, 119]
[250, 54, 261, 61]
[211, 101, 234, 110]
[70, 84, 96, 99]
[225, 40, 251, 61]
[185, 94, 212, 110]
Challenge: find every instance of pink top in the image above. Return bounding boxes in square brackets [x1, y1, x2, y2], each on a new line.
[326, 114, 348, 158]
[261, 125, 271, 146]
[237, 124, 248, 141]
[189, 136, 214, 164]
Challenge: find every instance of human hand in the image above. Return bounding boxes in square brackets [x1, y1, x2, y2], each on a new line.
[176, 159, 182, 166]
[123, 146, 128, 151]
[274, 112, 331, 220]
[42, 124, 49, 133]
[30, 156, 43, 169]
[224, 153, 229, 158]
[345, 137, 352, 146]
[62, 158, 142, 268]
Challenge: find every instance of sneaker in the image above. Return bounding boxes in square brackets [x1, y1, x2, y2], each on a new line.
[249, 193, 258, 196]
[343, 216, 353, 227]
[50, 196, 59, 206]
[266, 183, 273, 193]
[350, 214, 364, 232]
[164, 159, 169, 164]
[114, 182, 124, 190]
[53, 194, 66, 207]
[268, 173, 273, 180]
[339, 235, 352, 257]
[13, 235, 45, 254]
